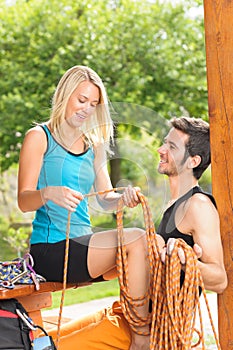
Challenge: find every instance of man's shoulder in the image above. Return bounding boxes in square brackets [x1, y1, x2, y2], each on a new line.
[179, 192, 218, 235]
[192, 192, 215, 205]
[185, 192, 218, 218]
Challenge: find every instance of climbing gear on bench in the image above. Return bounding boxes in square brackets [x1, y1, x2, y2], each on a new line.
[0, 253, 46, 290]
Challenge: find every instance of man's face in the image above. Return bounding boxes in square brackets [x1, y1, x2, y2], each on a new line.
[157, 127, 190, 176]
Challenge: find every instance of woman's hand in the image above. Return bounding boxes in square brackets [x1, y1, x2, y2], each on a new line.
[42, 186, 83, 212]
[122, 185, 141, 208]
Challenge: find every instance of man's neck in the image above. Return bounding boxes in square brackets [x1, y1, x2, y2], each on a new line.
[168, 174, 198, 201]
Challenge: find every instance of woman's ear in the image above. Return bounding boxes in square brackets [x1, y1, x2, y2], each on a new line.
[187, 155, 201, 169]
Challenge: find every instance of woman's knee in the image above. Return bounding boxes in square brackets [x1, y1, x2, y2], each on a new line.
[124, 228, 147, 250]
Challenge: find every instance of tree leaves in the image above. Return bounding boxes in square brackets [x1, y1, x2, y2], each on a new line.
[0, 0, 206, 171]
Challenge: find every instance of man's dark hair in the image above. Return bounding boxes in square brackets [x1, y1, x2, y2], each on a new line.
[170, 116, 210, 180]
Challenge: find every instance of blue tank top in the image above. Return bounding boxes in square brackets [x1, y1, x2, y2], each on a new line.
[31, 125, 95, 244]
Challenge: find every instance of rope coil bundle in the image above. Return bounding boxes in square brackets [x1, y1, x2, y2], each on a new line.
[116, 191, 221, 350]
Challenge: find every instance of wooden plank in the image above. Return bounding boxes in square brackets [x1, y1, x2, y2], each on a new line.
[203, 1, 233, 348]
[18, 292, 52, 312]
[42, 316, 72, 331]
[0, 282, 87, 299]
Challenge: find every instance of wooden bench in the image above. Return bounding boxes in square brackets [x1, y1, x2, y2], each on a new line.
[0, 282, 90, 336]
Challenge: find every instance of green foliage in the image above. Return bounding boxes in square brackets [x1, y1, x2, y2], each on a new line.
[0, 238, 15, 261]
[4, 226, 30, 257]
[0, 215, 16, 260]
[0, 0, 207, 172]
[117, 124, 161, 186]
[199, 166, 212, 192]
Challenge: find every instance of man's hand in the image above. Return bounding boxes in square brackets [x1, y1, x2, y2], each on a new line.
[160, 237, 202, 265]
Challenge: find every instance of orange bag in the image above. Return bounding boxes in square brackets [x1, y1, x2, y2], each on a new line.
[48, 301, 131, 350]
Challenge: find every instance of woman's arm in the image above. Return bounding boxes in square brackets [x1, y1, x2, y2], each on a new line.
[18, 126, 48, 212]
[18, 126, 82, 213]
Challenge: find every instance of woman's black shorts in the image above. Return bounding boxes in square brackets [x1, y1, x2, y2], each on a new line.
[30, 235, 104, 283]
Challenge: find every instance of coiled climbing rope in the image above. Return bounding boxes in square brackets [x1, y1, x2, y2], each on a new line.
[56, 188, 221, 350]
[116, 191, 221, 350]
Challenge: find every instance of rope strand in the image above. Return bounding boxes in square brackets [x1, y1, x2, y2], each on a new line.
[56, 211, 71, 348]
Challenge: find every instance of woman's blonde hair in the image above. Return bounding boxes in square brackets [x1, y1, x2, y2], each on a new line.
[49, 65, 113, 150]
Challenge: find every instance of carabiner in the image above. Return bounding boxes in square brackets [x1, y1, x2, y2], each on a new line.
[0, 280, 14, 289]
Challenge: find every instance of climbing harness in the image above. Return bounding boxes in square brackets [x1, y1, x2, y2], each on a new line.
[0, 253, 46, 290]
[56, 188, 221, 350]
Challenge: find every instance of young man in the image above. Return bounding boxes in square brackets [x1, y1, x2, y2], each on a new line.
[158, 116, 227, 293]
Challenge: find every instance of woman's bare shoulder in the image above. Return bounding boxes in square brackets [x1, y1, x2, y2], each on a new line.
[22, 124, 48, 152]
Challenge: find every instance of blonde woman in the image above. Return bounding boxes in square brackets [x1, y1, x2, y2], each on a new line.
[18, 66, 157, 350]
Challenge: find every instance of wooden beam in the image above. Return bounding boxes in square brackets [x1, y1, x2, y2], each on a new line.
[203, 1, 233, 348]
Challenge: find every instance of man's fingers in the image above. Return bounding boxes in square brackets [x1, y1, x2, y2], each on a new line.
[161, 238, 186, 266]
[161, 239, 202, 268]
[177, 247, 186, 265]
[160, 248, 166, 264]
[193, 243, 202, 259]
[167, 238, 175, 256]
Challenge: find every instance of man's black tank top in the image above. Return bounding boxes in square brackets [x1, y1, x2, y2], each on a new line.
[157, 186, 216, 247]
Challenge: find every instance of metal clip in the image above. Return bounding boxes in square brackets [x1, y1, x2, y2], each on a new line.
[16, 309, 37, 331]
[0, 280, 14, 289]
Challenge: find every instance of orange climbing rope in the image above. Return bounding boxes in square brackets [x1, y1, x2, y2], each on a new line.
[56, 187, 126, 348]
[116, 191, 221, 350]
[56, 211, 71, 348]
[56, 188, 221, 350]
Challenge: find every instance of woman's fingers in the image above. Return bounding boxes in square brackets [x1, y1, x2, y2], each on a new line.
[122, 185, 141, 207]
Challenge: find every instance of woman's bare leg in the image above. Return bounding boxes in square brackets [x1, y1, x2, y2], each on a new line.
[88, 227, 150, 350]
[102, 267, 118, 280]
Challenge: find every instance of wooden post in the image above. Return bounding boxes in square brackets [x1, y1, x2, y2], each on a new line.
[203, 1, 233, 348]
